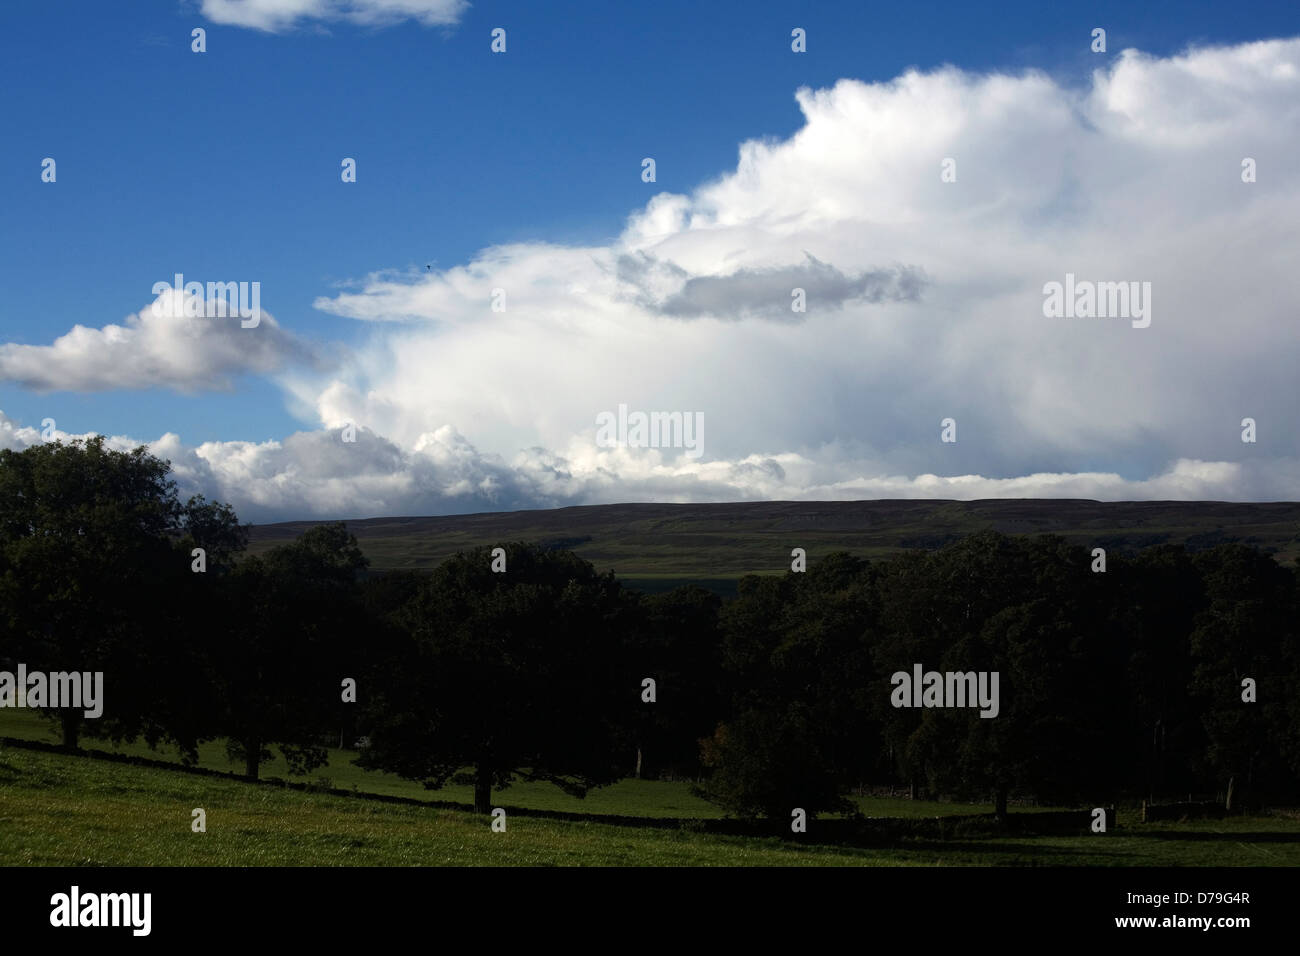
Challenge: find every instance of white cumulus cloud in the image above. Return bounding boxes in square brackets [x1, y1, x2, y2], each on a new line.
[197, 0, 467, 32]
[300, 37, 1300, 508]
[4, 412, 1298, 523]
[0, 290, 321, 393]
[8, 36, 1300, 518]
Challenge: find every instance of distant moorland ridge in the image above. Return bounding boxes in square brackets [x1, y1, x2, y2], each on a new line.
[247, 499, 1300, 593]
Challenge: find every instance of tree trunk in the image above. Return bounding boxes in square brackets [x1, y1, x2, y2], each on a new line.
[244, 737, 261, 779]
[994, 787, 1009, 820]
[1225, 776, 1235, 813]
[909, 778, 918, 801]
[1154, 723, 1164, 806]
[60, 712, 80, 750]
[634, 747, 643, 779]
[474, 763, 492, 815]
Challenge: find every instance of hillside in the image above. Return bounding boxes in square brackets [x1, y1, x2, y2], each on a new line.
[247, 499, 1300, 593]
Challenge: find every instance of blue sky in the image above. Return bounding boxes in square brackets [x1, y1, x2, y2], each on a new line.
[1, 1, 1298, 519]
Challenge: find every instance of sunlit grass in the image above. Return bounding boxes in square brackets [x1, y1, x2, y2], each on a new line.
[3, 742, 1298, 867]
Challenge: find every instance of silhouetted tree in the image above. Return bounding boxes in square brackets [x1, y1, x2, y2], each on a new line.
[701, 553, 878, 819]
[207, 522, 368, 778]
[628, 585, 723, 779]
[0, 437, 223, 751]
[1189, 544, 1299, 806]
[359, 543, 636, 812]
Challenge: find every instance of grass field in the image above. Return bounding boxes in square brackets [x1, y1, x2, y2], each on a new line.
[0, 708, 999, 818]
[4, 708, 1300, 866]
[4, 742, 1299, 866]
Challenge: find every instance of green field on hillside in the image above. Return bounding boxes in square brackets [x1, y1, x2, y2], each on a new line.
[0, 709, 1000, 819]
[3, 742, 1298, 866]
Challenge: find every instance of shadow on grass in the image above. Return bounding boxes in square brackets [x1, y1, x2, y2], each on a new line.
[5, 736, 1295, 858]
[1139, 830, 1300, 843]
[877, 839, 1130, 862]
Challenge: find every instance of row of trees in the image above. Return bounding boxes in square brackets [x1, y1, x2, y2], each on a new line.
[2, 438, 1298, 819]
[704, 536, 1300, 817]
